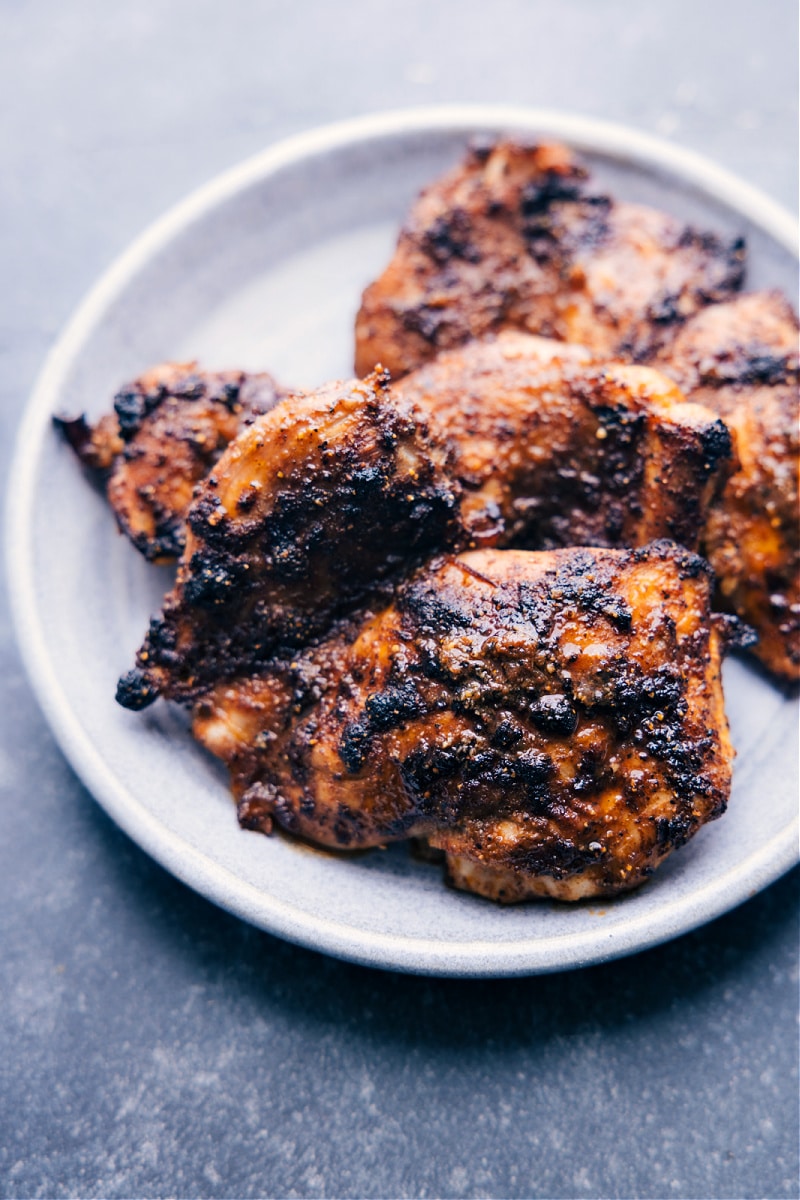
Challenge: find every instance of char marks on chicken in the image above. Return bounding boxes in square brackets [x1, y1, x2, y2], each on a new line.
[655, 291, 800, 679]
[55, 362, 288, 561]
[392, 331, 732, 554]
[355, 139, 744, 379]
[355, 139, 798, 679]
[120, 336, 732, 707]
[61, 137, 796, 901]
[193, 544, 735, 902]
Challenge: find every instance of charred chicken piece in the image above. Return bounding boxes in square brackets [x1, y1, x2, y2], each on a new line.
[120, 336, 732, 708]
[118, 370, 461, 708]
[393, 331, 732, 553]
[655, 291, 800, 679]
[355, 139, 744, 379]
[354, 139, 798, 683]
[55, 362, 287, 561]
[193, 544, 736, 902]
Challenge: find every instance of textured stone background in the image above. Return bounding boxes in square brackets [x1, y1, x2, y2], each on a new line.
[1, 2, 798, 1197]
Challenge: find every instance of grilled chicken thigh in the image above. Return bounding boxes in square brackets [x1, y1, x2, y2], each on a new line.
[355, 139, 744, 379]
[193, 544, 735, 901]
[55, 362, 287, 561]
[56, 140, 779, 905]
[119, 335, 731, 707]
[394, 332, 731, 553]
[655, 291, 800, 679]
[355, 140, 799, 680]
[117, 369, 461, 708]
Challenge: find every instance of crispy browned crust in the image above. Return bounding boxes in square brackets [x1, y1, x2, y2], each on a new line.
[118, 370, 462, 707]
[119, 337, 731, 708]
[193, 543, 733, 902]
[393, 332, 732, 554]
[655, 291, 800, 679]
[354, 138, 797, 682]
[355, 139, 744, 379]
[55, 362, 287, 561]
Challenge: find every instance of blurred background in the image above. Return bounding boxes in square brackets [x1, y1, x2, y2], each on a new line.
[1, 2, 798, 1198]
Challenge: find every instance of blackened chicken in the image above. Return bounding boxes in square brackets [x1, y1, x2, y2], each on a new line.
[119, 335, 731, 707]
[55, 362, 287, 561]
[354, 140, 799, 680]
[193, 544, 736, 902]
[655, 290, 799, 679]
[355, 139, 744, 379]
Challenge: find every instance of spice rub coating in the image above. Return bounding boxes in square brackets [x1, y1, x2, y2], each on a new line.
[121, 335, 731, 707]
[355, 139, 744, 379]
[655, 291, 800, 679]
[119, 370, 461, 707]
[193, 544, 734, 902]
[393, 331, 732, 554]
[354, 139, 798, 682]
[55, 362, 287, 561]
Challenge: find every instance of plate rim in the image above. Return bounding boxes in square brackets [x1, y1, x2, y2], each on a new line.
[7, 104, 799, 977]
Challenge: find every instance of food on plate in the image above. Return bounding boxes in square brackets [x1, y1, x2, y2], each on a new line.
[116, 368, 462, 709]
[393, 331, 731, 553]
[355, 139, 799, 680]
[354, 139, 745, 379]
[57, 132, 795, 906]
[193, 543, 738, 902]
[654, 291, 800, 679]
[117, 333, 731, 708]
[55, 362, 287, 561]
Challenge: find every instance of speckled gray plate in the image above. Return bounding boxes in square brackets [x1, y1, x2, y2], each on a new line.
[7, 106, 799, 976]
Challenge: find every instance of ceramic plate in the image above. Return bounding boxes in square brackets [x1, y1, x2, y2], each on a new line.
[7, 106, 799, 976]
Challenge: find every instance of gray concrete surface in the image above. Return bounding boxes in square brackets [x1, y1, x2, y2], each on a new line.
[1, 1, 798, 1197]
